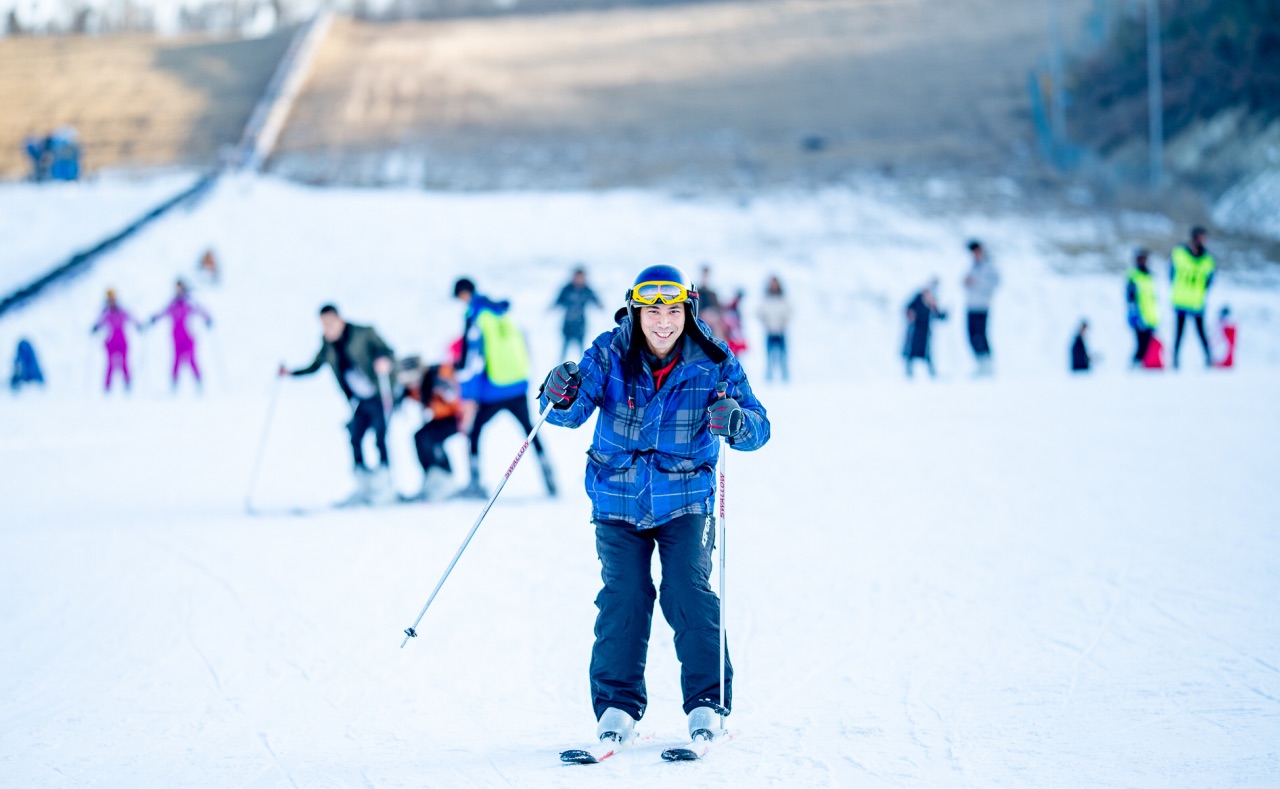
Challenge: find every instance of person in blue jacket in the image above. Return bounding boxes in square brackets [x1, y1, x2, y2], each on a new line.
[10, 338, 45, 391]
[537, 264, 770, 746]
[454, 278, 556, 498]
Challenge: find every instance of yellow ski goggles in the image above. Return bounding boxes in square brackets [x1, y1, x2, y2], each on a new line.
[630, 280, 691, 306]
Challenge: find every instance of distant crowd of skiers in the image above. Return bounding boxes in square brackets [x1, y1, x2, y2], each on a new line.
[271, 267, 793, 507]
[903, 227, 1237, 378]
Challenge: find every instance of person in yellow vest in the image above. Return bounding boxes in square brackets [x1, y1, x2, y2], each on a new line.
[1169, 227, 1216, 369]
[453, 278, 556, 499]
[1125, 249, 1160, 367]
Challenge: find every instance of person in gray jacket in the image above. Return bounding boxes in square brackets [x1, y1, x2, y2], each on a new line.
[963, 240, 1000, 376]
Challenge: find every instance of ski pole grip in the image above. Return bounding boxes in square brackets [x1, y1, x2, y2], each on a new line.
[715, 382, 728, 399]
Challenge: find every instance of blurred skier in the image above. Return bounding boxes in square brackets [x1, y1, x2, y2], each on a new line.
[722, 288, 748, 356]
[1070, 320, 1092, 373]
[1169, 226, 1216, 369]
[1125, 249, 1159, 367]
[697, 264, 726, 340]
[551, 267, 602, 360]
[1213, 306, 1237, 369]
[453, 278, 555, 499]
[904, 279, 947, 378]
[280, 305, 397, 506]
[92, 289, 142, 393]
[10, 338, 45, 391]
[758, 275, 791, 382]
[149, 279, 212, 390]
[963, 240, 1000, 376]
[536, 264, 770, 745]
[404, 360, 462, 501]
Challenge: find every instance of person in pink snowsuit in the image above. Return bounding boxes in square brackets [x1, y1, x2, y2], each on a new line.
[150, 279, 212, 388]
[92, 289, 142, 392]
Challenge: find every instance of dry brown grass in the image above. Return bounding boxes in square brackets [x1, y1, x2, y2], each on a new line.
[273, 0, 1091, 188]
[0, 30, 293, 179]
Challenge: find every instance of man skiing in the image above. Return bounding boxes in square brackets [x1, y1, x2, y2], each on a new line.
[1125, 249, 1159, 367]
[454, 278, 556, 498]
[962, 240, 999, 376]
[280, 305, 397, 505]
[149, 278, 212, 390]
[551, 267, 602, 361]
[92, 289, 142, 393]
[1169, 226, 1216, 369]
[537, 264, 770, 747]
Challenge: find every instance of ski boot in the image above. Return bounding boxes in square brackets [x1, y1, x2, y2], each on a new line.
[336, 467, 373, 508]
[596, 707, 637, 744]
[369, 465, 397, 506]
[453, 456, 488, 500]
[687, 705, 724, 741]
[538, 452, 557, 497]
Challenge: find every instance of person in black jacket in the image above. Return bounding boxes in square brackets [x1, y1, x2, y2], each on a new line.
[903, 279, 947, 378]
[280, 305, 397, 505]
[1070, 320, 1092, 373]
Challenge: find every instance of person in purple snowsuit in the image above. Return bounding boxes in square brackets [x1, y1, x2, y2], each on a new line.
[150, 279, 212, 389]
[92, 289, 142, 392]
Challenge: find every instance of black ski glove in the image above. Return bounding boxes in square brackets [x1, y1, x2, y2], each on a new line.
[540, 361, 582, 409]
[707, 395, 745, 439]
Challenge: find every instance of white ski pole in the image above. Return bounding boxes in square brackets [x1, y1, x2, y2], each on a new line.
[715, 384, 729, 723]
[400, 377, 568, 648]
[244, 373, 285, 513]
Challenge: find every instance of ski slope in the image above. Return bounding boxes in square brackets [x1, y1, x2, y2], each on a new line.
[0, 171, 200, 296]
[2, 176, 1278, 787]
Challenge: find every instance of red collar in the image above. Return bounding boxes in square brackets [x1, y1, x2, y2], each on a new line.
[651, 353, 680, 390]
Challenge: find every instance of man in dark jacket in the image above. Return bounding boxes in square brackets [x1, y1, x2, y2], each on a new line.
[280, 305, 396, 505]
[552, 267, 602, 361]
[538, 264, 770, 748]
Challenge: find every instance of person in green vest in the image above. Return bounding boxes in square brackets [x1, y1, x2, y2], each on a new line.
[453, 278, 556, 499]
[1125, 249, 1160, 367]
[1169, 227, 1216, 369]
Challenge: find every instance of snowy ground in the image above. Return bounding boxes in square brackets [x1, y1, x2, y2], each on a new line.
[2, 176, 1278, 786]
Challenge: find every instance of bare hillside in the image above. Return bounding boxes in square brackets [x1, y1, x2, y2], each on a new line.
[0, 30, 293, 179]
[272, 0, 1090, 188]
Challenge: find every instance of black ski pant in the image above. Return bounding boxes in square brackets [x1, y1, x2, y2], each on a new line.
[469, 395, 544, 459]
[560, 331, 586, 362]
[967, 310, 991, 358]
[414, 417, 457, 474]
[765, 334, 788, 382]
[348, 396, 388, 469]
[1173, 309, 1210, 367]
[1132, 326, 1154, 366]
[590, 514, 731, 721]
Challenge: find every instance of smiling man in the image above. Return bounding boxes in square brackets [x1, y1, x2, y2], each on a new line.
[537, 264, 771, 749]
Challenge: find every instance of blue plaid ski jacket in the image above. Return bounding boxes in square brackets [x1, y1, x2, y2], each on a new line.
[540, 314, 769, 529]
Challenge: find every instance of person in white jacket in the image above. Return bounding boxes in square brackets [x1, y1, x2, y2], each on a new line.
[963, 240, 1000, 376]
[757, 276, 792, 382]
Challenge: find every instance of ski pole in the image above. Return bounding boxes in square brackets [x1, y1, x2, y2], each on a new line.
[244, 373, 285, 513]
[378, 369, 394, 424]
[715, 383, 729, 723]
[400, 388, 564, 648]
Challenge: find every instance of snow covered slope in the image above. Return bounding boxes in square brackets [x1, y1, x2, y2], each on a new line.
[0, 172, 200, 296]
[1, 176, 1278, 786]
